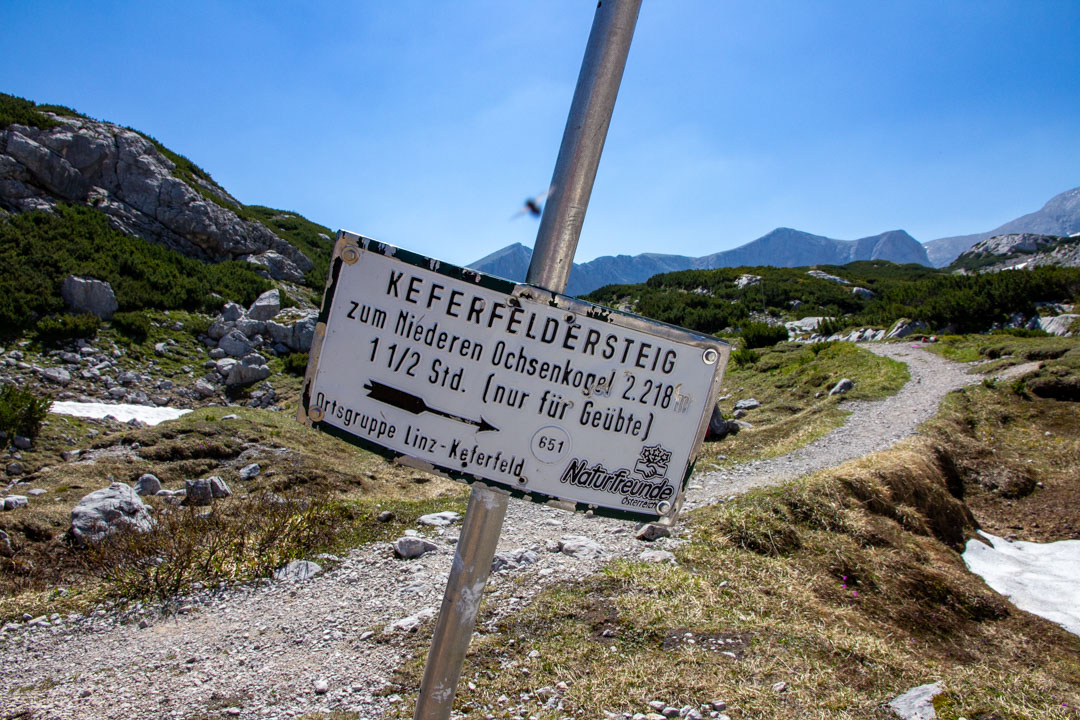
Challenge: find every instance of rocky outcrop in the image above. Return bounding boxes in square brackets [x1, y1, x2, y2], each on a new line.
[925, 186, 1080, 267]
[60, 276, 118, 319]
[0, 113, 312, 281]
[954, 233, 1080, 272]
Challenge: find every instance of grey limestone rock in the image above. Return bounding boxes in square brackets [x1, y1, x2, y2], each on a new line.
[417, 511, 461, 527]
[183, 478, 213, 506]
[192, 378, 217, 398]
[239, 463, 261, 480]
[885, 318, 929, 340]
[234, 316, 265, 338]
[3, 495, 29, 511]
[1037, 313, 1078, 336]
[133, 473, 162, 496]
[887, 681, 943, 720]
[558, 535, 606, 559]
[273, 559, 323, 582]
[41, 367, 72, 385]
[829, 378, 855, 396]
[207, 475, 232, 498]
[221, 302, 245, 322]
[265, 309, 318, 352]
[385, 607, 436, 634]
[69, 483, 153, 545]
[733, 398, 761, 411]
[635, 523, 671, 542]
[491, 547, 539, 573]
[218, 330, 254, 358]
[225, 354, 271, 386]
[393, 536, 438, 559]
[60, 276, 118, 319]
[0, 115, 312, 280]
[246, 289, 281, 321]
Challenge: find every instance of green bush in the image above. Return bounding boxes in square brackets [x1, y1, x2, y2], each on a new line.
[0, 385, 52, 441]
[809, 340, 837, 356]
[34, 313, 101, 343]
[111, 311, 151, 341]
[990, 328, 1049, 338]
[0, 205, 272, 336]
[283, 352, 310, 376]
[816, 317, 845, 337]
[731, 347, 758, 368]
[740, 322, 789, 349]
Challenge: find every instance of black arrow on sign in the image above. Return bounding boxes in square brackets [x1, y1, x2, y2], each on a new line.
[363, 380, 499, 432]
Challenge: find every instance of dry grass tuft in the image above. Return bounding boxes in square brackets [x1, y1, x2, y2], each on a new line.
[388, 434, 1080, 720]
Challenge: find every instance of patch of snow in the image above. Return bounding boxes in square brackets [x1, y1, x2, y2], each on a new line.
[50, 401, 192, 427]
[963, 531, 1080, 637]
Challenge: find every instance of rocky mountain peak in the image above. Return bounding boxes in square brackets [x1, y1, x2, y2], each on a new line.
[0, 107, 313, 282]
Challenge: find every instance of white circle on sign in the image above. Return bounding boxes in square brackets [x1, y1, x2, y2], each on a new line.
[530, 426, 571, 464]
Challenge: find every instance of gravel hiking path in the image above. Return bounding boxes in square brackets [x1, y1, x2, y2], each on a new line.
[0, 344, 981, 720]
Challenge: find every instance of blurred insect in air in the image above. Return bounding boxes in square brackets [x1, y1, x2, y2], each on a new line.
[510, 187, 552, 220]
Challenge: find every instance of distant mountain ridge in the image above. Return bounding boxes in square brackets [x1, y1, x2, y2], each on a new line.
[470, 228, 930, 296]
[925, 186, 1080, 267]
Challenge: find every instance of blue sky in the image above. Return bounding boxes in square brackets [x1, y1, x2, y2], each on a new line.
[4, 1, 1078, 266]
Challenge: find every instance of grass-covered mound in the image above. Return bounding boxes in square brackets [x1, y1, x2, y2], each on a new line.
[0, 205, 272, 336]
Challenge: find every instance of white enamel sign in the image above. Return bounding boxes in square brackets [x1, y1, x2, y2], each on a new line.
[299, 231, 729, 521]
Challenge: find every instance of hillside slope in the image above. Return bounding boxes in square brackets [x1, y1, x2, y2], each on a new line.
[0, 93, 331, 285]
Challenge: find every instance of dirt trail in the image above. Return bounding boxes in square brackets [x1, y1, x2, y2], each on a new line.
[0, 344, 981, 720]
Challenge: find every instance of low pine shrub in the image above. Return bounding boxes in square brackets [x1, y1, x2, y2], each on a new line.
[283, 352, 310, 376]
[34, 313, 101, 343]
[111, 311, 151, 341]
[731, 347, 758, 368]
[741, 322, 789, 349]
[0, 384, 52, 441]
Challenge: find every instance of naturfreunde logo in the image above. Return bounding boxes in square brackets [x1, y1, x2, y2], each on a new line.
[559, 444, 676, 509]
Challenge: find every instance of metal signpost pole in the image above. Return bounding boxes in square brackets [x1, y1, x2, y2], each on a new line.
[412, 1, 642, 718]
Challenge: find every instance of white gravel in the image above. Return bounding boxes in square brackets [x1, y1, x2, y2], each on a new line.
[0, 343, 980, 720]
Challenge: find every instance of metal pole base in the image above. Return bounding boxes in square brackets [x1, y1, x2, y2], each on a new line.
[413, 484, 509, 720]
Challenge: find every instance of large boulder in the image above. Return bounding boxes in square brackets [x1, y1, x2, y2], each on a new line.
[225, 353, 271, 386]
[885, 318, 929, 340]
[218, 330, 254, 357]
[247, 289, 281, 321]
[266, 309, 318, 352]
[60, 275, 118, 319]
[70, 483, 153, 545]
[1035, 314, 1078, 337]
